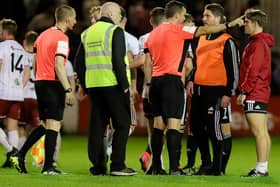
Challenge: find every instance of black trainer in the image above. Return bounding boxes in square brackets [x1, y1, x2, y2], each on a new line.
[145, 165, 154, 175]
[42, 166, 63, 175]
[195, 164, 212, 175]
[183, 167, 196, 176]
[10, 155, 27, 173]
[170, 169, 186, 176]
[2, 147, 18, 168]
[241, 168, 269, 177]
[110, 168, 137, 176]
[203, 166, 223, 176]
[89, 166, 107, 175]
[145, 165, 167, 175]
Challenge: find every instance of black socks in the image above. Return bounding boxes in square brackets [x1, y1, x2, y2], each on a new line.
[150, 128, 164, 169]
[222, 136, 232, 174]
[166, 129, 181, 171]
[18, 125, 46, 157]
[43, 129, 58, 170]
[186, 134, 198, 168]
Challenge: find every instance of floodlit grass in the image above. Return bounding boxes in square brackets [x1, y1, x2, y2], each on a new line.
[0, 135, 279, 187]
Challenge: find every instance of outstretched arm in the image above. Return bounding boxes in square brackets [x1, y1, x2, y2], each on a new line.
[195, 15, 245, 37]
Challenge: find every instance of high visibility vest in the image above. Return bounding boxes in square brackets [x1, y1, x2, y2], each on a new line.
[194, 33, 231, 86]
[81, 21, 130, 88]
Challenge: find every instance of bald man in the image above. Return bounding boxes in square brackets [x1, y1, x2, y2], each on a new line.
[76, 2, 136, 176]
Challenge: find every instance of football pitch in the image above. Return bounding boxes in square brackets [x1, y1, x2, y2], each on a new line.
[0, 135, 279, 187]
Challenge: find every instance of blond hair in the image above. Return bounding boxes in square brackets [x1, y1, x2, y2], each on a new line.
[55, 5, 75, 23]
[0, 18, 17, 36]
[89, 6, 101, 15]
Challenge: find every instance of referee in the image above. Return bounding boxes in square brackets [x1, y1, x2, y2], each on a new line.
[144, 0, 244, 175]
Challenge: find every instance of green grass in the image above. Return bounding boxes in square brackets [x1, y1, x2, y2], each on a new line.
[0, 135, 279, 187]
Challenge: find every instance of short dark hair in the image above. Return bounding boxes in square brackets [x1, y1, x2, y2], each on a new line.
[24, 31, 38, 46]
[150, 7, 165, 26]
[165, 0, 186, 19]
[205, 3, 226, 23]
[184, 13, 194, 23]
[245, 9, 267, 27]
[0, 18, 17, 36]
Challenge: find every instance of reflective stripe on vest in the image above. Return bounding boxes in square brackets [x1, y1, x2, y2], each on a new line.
[86, 63, 130, 70]
[194, 33, 231, 86]
[82, 24, 115, 57]
[81, 22, 130, 88]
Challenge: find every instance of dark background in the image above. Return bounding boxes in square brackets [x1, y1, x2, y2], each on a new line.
[1, 0, 279, 94]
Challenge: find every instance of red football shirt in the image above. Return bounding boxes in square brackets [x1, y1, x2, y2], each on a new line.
[145, 23, 196, 77]
[35, 27, 69, 81]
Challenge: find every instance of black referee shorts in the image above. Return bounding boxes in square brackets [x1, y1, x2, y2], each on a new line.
[143, 98, 154, 119]
[149, 75, 184, 120]
[35, 80, 66, 121]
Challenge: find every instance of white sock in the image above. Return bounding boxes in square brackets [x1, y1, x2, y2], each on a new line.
[105, 127, 114, 159]
[256, 161, 268, 173]
[107, 144, 112, 158]
[8, 130, 19, 149]
[106, 128, 114, 146]
[18, 136, 27, 150]
[53, 133, 61, 162]
[129, 128, 133, 136]
[0, 128, 13, 152]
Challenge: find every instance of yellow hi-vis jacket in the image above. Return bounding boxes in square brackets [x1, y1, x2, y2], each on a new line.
[81, 21, 130, 88]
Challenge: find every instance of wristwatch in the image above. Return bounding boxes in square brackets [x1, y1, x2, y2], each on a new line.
[65, 88, 72, 93]
[124, 88, 129, 93]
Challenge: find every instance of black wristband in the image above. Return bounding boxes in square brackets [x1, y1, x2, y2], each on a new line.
[146, 83, 151, 86]
[225, 23, 229, 31]
[65, 88, 72, 93]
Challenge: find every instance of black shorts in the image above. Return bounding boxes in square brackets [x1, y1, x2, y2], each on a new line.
[149, 75, 184, 120]
[35, 80, 65, 121]
[143, 98, 153, 119]
[244, 100, 267, 114]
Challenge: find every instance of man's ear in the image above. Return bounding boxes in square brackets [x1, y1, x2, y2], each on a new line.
[174, 12, 180, 20]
